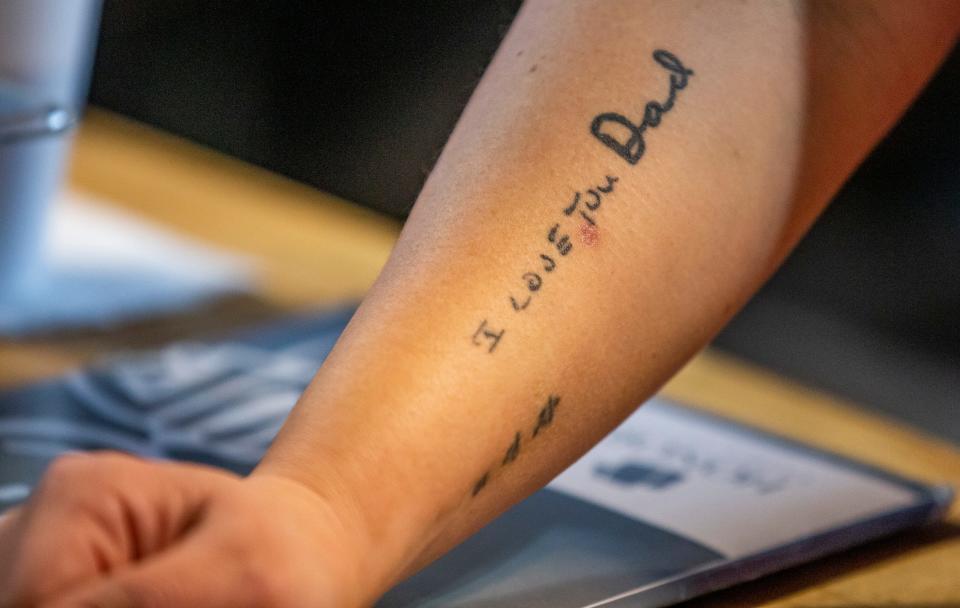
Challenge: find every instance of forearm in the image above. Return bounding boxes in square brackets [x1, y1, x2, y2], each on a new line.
[256, 0, 958, 601]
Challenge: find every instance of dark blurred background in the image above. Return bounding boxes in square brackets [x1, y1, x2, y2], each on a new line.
[87, 2, 959, 443]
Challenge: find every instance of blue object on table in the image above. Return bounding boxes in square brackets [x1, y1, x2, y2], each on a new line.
[0, 309, 354, 509]
[0, 82, 75, 297]
[0, 83, 75, 144]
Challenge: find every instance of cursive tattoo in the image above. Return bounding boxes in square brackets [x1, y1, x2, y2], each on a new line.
[471, 51, 687, 354]
[591, 49, 693, 165]
[471, 174, 620, 354]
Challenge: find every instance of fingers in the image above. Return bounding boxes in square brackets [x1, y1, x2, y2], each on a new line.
[0, 453, 149, 604]
[0, 452, 239, 607]
[44, 531, 282, 608]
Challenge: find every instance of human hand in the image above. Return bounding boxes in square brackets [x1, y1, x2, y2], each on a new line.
[0, 452, 373, 607]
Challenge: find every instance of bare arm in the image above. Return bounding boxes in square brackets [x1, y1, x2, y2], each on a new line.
[2, 2, 957, 607]
[258, 0, 960, 597]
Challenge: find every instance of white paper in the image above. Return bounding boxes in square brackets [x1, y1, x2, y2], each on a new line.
[550, 399, 918, 558]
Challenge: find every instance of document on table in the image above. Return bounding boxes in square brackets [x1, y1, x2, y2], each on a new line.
[0, 310, 950, 607]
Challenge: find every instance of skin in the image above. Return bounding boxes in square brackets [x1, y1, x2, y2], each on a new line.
[1, 1, 958, 606]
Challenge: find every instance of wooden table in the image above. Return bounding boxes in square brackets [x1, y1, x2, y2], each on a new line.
[4, 109, 959, 606]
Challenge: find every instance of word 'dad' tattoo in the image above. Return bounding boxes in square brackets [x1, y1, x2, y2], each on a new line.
[591, 50, 693, 165]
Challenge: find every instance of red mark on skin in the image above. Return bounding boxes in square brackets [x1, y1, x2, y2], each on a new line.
[580, 223, 600, 247]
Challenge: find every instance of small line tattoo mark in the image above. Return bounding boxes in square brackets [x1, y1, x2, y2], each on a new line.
[533, 395, 560, 437]
[470, 394, 564, 499]
[472, 472, 490, 496]
[502, 432, 522, 465]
